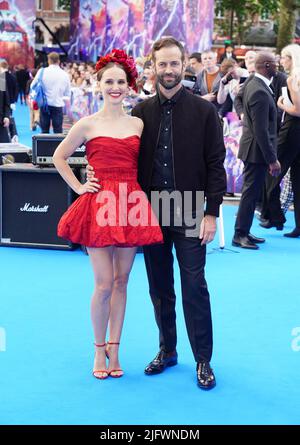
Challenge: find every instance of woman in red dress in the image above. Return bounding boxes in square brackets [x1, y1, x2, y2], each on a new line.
[53, 50, 163, 380]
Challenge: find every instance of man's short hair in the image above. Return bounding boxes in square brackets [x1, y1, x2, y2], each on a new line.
[151, 37, 185, 63]
[0, 60, 8, 70]
[48, 52, 60, 64]
[201, 50, 217, 59]
[189, 52, 202, 63]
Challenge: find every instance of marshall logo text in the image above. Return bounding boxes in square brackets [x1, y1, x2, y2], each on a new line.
[20, 203, 49, 213]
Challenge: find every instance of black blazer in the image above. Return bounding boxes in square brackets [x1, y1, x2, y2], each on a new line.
[5, 71, 18, 104]
[234, 71, 287, 124]
[132, 87, 226, 217]
[0, 89, 11, 124]
[238, 76, 277, 165]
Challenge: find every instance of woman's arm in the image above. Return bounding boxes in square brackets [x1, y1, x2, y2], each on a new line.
[131, 115, 144, 136]
[217, 79, 229, 105]
[52, 118, 100, 195]
[277, 76, 300, 117]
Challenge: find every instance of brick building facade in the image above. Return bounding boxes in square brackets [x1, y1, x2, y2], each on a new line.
[35, 0, 70, 46]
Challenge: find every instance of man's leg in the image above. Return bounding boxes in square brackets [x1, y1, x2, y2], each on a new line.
[235, 162, 267, 236]
[0, 125, 10, 143]
[50, 106, 63, 133]
[173, 233, 212, 363]
[143, 226, 177, 353]
[40, 107, 51, 133]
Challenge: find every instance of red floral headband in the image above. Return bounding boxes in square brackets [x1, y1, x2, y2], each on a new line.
[95, 49, 138, 92]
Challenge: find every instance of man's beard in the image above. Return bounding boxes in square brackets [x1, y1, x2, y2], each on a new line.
[156, 72, 183, 90]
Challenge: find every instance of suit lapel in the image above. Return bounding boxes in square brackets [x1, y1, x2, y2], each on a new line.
[253, 76, 275, 101]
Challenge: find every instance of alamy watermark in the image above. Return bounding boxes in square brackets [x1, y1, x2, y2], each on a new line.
[0, 327, 6, 352]
[95, 185, 204, 238]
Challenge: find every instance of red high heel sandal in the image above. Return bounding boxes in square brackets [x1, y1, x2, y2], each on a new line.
[106, 341, 124, 378]
[93, 343, 109, 380]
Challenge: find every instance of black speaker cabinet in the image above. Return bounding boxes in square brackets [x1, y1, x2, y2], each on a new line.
[0, 163, 75, 250]
[0, 143, 31, 165]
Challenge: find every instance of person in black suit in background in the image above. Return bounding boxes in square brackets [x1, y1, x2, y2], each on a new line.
[232, 52, 281, 249]
[219, 44, 238, 65]
[0, 60, 18, 141]
[0, 71, 11, 143]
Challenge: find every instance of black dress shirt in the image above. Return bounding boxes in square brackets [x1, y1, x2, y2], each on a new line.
[151, 87, 184, 190]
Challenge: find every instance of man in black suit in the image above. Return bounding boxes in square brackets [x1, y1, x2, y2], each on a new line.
[219, 44, 238, 64]
[232, 52, 281, 249]
[234, 70, 287, 129]
[0, 60, 18, 141]
[0, 71, 11, 143]
[132, 38, 226, 389]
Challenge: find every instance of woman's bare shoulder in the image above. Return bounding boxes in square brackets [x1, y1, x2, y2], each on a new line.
[128, 115, 144, 133]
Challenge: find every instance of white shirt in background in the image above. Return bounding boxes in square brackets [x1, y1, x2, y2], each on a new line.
[32, 64, 71, 107]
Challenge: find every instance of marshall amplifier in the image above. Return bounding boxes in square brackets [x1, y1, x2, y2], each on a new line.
[0, 163, 76, 250]
[0, 143, 31, 165]
[32, 133, 87, 167]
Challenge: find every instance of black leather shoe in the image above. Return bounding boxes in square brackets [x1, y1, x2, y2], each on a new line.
[232, 235, 259, 250]
[247, 233, 265, 244]
[284, 228, 300, 238]
[259, 220, 284, 230]
[144, 350, 178, 375]
[196, 361, 216, 390]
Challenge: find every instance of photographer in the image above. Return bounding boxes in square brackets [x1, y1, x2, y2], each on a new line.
[182, 67, 197, 91]
[138, 62, 156, 98]
[217, 59, 249, 110]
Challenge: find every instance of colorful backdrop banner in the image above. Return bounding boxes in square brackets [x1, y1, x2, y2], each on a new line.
[69, 0, 214, 60]
[0, 0, 35, 68]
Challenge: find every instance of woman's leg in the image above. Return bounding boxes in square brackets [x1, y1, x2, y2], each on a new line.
[107, 247, 137, 376]
[87, 246, 114, 378]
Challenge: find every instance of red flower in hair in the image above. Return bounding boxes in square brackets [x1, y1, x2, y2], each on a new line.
[95, 49, 138, 92]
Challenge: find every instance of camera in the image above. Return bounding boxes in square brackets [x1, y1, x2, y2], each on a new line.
[181, 74, 197, 90]
[222, 73, 234, 85]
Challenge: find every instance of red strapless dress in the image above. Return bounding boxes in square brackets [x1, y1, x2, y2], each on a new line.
[57, 135, 163, 247]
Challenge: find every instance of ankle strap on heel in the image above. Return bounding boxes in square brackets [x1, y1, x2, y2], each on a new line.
[107, 341, 120, 345]
[94, 342, 106, 348]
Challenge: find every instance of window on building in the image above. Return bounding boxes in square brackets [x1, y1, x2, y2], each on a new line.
[36, 0, 42, 10]
[55, 0, 70, 11]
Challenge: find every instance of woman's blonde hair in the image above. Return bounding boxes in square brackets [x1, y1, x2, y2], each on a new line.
[281, 44, 300, 91]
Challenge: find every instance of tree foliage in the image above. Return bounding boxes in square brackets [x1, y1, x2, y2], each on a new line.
[215, 0, 280, 44]
[57, 0, 71, 11]
[277, 0, 300, 51]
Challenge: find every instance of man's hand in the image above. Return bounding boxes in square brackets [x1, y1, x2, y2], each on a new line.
[86, 162, 97, 181]
[199, 215, 217, 245]
[202, 93, 216, 102]
[269, 160, 281, 177]
[79, 163, 101, 194]
[3, 117, 9, 128]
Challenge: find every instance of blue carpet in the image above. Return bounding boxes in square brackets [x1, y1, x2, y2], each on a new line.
[1, 104, 299, 425]
[14, 101, 36, 148]
[0, 206, 299, 425]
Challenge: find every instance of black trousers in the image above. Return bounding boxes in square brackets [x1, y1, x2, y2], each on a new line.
[143, 222, 213, 363]
[261, 120, 300, 227]
[235, 162, 268, 236]
[40, 106, 63, 134]
[0, 125, 10, 143]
